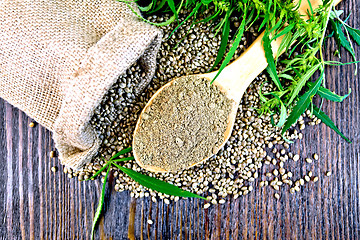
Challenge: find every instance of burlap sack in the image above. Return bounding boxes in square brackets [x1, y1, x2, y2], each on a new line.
[0, 0, 162, 169]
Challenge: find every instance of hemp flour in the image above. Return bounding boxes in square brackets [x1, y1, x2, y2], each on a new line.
[133, 75, 234, 172]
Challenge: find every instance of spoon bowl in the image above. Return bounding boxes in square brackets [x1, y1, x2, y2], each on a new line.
[132, 76, 239, 172]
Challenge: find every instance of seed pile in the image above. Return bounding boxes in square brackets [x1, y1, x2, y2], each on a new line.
[55, 10, 328, 205]
[134, 75, 233, 172]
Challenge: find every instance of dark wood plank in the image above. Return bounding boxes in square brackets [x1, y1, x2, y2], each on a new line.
[0, 0, 359, 239]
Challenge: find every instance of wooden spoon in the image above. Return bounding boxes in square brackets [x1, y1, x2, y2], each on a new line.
[133, 0, 342, 172]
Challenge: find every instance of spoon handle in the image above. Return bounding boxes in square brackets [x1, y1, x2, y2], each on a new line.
[208, 0, 342, 104]
[210, 31, 282, 103]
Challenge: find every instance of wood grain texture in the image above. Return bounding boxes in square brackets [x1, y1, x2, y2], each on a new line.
[0, 1, 359, 239]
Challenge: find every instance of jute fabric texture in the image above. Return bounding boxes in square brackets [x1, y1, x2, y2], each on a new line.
[0, 0, 162, 169]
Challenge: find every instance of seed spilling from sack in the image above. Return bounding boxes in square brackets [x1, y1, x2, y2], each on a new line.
[133, 76, 233, 172]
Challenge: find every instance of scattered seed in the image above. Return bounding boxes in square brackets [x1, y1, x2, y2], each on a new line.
[204, 203, 211, 209]
[299, 179, 305, 185]
[293, 154, 300, 161]
[299, 133, 303, 139]
[313, 153, 319, 160]
[306, 158, 312, 163]
[50, 151, 56, 158]
[51, 166, 57, 173]
[313, 176, 319, 182]
[147, 219, 154, 225]
[274, 193, 280, 200]
[326, 171, 332, 176]
[29, 122, 35, 128]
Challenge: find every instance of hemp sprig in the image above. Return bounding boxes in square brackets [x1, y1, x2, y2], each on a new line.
[85, 147, 206, 240]
[260, 0, 358, 142]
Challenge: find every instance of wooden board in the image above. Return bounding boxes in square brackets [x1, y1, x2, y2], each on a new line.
[0, 1, 359, 239]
